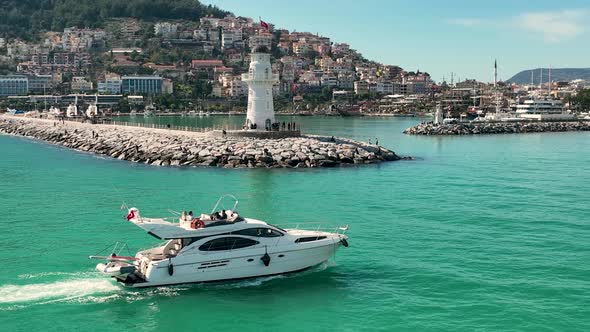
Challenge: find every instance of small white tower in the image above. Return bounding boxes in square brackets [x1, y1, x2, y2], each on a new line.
[242, 47, 279, 130]
[434, 103, 443, 125]
[66, 95, 79, 118]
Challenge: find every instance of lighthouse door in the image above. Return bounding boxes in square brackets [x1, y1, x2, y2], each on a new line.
[265, 119, 271, 131]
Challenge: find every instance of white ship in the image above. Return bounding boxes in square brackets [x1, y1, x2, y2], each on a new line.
[91, 195, 349, 288]
[515, 98, 574, 120]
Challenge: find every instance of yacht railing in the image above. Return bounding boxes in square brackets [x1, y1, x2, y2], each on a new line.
[274, 222, 349, 235]
[90, 240, 134, 259]
[210, 194, 239, 214]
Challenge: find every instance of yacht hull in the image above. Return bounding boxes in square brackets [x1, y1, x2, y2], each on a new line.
[119, 242, 342, 288]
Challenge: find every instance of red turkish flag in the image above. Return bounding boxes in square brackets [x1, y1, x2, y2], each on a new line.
[260, 20, 269, 30]
[126, 210, 135, 221]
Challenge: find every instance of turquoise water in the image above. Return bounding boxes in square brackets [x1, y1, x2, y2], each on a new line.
[1, 116, 589, 331]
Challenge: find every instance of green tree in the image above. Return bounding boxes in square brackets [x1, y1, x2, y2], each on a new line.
[566, 89, 590, 112]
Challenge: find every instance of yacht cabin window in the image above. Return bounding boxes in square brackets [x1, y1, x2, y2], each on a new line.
[199, 237, 259, 251]
[232, 227, 283, 237]
[295, 236, 327, 243]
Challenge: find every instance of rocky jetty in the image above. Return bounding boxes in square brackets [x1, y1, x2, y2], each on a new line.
[0, 116, 400, 168]
[404, 121, 590, 135]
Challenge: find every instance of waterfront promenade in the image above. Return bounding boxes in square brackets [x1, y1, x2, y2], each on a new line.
[0, 115, 400, 168]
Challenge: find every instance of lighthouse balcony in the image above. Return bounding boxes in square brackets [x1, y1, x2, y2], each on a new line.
[241, 73, 279, 82]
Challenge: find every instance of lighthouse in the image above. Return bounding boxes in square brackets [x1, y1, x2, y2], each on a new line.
[242, 47, 279, 130]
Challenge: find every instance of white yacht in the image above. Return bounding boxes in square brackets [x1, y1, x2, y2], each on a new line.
[515, 98, 574, 120]
[144, 104, 156, 117]
[91, 196, 349, 288]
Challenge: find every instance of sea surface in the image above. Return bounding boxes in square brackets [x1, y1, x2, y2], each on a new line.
[0, 116, 589, 331]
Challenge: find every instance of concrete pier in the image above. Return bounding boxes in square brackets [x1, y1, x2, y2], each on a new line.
[0, 116, 401, 168]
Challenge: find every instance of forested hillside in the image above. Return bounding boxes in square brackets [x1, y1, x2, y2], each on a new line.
[0, 0, 229, 39]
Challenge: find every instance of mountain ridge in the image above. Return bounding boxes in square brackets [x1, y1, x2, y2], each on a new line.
[508, 68, 590, 84]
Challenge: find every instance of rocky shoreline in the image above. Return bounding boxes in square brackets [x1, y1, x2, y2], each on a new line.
[404, 121, 590, 135]
[0, 116, 401, 168]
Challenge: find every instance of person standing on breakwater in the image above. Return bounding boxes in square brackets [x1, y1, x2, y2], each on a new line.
[368, 138, 372, 144]
[375, 138, 379, 145]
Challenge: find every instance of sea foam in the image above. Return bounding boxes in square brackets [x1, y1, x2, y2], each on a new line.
[0, 278, 119, 304]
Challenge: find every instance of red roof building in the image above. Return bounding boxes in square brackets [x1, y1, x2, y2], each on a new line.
[191, 60, 224, 70]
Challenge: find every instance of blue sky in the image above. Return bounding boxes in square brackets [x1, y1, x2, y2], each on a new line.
[203, 0, 590, 83]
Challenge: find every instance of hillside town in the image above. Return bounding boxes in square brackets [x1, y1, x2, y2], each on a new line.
[1, 14, 590, 117]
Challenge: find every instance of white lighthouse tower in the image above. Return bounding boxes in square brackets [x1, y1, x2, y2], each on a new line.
[242, 47, 279, 130]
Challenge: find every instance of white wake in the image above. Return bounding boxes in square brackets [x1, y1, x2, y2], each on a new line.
[0, 278, 119, 304]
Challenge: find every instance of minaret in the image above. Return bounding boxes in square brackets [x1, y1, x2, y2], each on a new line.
[494, 59, 500, 114]
[493, 59, 497, 87]
[242, 46, 279, 130]
[548, 65, 552, 95]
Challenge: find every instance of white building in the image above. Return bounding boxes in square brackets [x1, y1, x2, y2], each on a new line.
[241, 49, 279, 129]
[71, 77, 93, 92]
[154, 23, 178, 37]
[376, 81, 394, 94]
[229, 79, 248, 98]
[320, 75, 338, 87]
[354, 81, 369, 95]
[98, 79, 122, 94]
[293, 42, 310, 56]
[222, 29, 243, 49]
[248, 33, 273, 50]
[193, 28, 208, 40]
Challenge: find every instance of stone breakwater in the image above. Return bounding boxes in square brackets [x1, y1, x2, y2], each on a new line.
[0, 116, 400, 168]
[404, 121, 590, 135]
